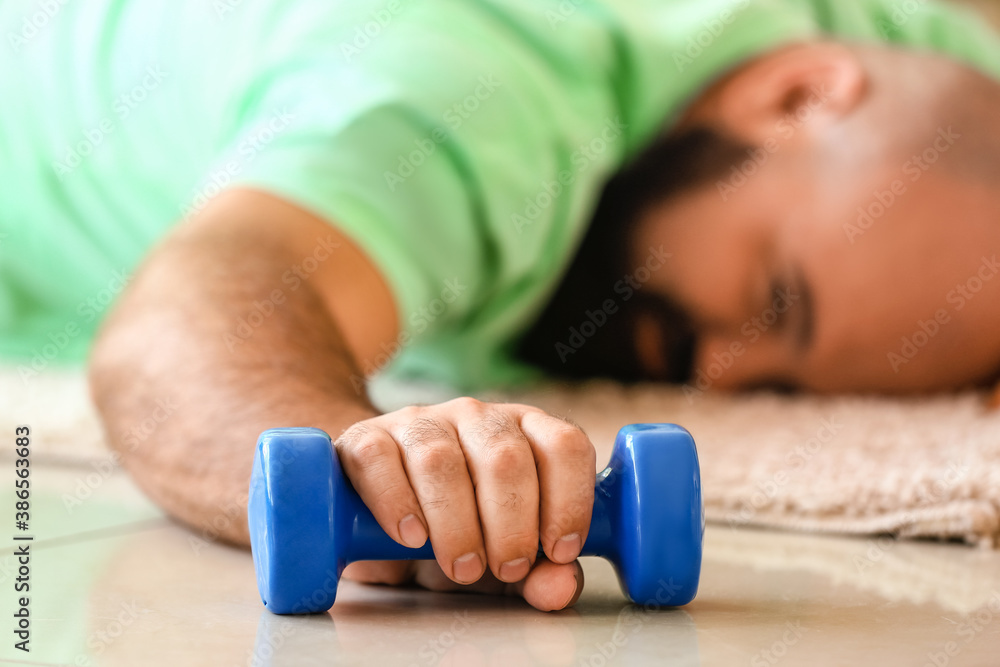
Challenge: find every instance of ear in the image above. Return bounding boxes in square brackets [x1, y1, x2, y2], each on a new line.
[702, 42, 868, 145]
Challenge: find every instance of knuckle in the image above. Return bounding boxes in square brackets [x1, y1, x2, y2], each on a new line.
[547, 425, 592, 457]
[351, 437, 390, 467]
[474, 409, 532, 474]
[481, 440, 529, 473]
[425, 521, 485, 557]
[399, 417, 452, 452]
[336, 422, 372, 449]
[488, 490, 529, 514]
[448, 396, 482, 412]
[420, 494, 464, 528]
[394, 405, 423, 421]
[475, 408, 525, 446]
[553, 413, 584, 431]
[433, 525, 483, 553]
[413, 442, 465, 481]
[486, 530, 538, 565]
[348, 444, 402, 498]
[510, 529, 539, 546]
[339, 427, 388, 464]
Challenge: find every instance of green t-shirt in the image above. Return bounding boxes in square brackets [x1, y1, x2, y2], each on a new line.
[2, 0, 998, 388]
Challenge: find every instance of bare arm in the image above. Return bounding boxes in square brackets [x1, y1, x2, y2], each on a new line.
[88, 189, 394, 545]
[89, 189, 594, 611]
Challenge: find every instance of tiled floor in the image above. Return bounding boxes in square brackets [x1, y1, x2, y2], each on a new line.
[2, 462, 999, 666]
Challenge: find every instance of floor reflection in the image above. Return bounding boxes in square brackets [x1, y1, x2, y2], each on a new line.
[251, 584, 701, 667]
[704, 526, 1000, 614]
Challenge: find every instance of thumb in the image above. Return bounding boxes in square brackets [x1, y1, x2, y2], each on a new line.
[342, 560, 417, 586]
[515, 558, 584, 612]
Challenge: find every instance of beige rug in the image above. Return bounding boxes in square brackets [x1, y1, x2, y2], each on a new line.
[5, 367, 999, 548]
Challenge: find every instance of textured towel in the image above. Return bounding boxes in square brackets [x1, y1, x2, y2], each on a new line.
[8, 367, 997, 548]
[470, 382, 1000, 549]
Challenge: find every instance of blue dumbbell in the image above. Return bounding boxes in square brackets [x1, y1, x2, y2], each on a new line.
[249, 423, 703, 614]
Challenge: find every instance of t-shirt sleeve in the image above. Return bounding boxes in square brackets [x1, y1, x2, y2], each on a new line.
[223, 67, 492, 347]
[206, 3, 623, 357]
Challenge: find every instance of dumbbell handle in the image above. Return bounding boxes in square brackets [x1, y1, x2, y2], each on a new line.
[342, 476, 615, 563]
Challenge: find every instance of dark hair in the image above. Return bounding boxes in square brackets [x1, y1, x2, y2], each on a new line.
[515, 127, 752, 383]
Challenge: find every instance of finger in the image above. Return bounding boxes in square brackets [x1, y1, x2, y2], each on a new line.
[457, 403, 540, 584]
[342, 561, 416, 586]
[412, 560, 506, 596]
[518, 558, 584, 612]
[410, 558, 583, 612]
[520, 411, 596, 564]
[335, 422, 429, 549]
[391, 410, 487, 585]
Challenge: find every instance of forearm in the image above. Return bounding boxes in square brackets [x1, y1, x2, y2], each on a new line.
[89, 213, 377, 546]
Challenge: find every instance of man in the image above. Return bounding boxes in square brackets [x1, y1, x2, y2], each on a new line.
[3, 0, 999, 611]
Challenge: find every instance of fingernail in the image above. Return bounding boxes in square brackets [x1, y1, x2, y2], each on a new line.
[453, 552, 484, 584]
[398, 514, 428, 549]
[499, 557, 530, 583]
[553, 533, 581, 563]
[562, 565, 584, 609]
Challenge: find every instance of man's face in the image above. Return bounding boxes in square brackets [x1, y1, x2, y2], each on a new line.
[630, 138, 1000, 394]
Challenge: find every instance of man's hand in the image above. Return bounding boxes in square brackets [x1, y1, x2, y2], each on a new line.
[337, 398, 596, 612]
